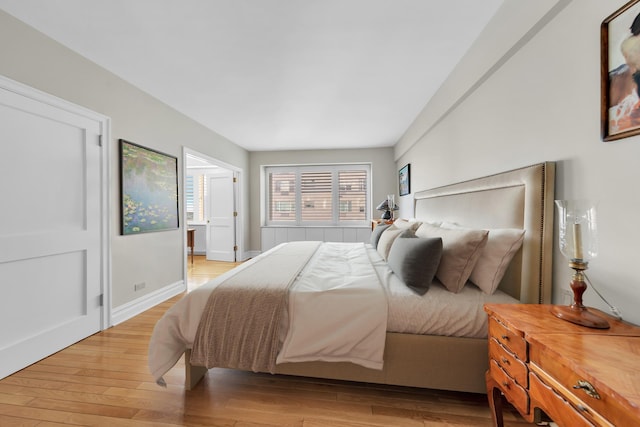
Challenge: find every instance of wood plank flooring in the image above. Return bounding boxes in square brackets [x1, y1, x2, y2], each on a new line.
[0, 256, 528, 426]
[186, 255, 243, 291]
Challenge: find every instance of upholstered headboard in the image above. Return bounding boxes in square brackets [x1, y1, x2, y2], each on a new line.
[413, 162, 555, 304]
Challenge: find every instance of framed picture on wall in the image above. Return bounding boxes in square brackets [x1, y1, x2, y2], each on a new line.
[120, 139, 179, 235]
[601, 0, 640, 141]
[399, 163, 410, 196]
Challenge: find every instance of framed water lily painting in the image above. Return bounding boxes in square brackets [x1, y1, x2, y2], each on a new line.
[120, 139, 179, 235]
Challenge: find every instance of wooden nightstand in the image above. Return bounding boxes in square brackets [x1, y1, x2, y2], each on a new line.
[484, 304, 640, 427]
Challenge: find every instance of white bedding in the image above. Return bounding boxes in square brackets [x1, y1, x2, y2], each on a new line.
[277, 242, 387, 369]
[366, 244, 519, 339]
[148, 241, 518, 383]
[149, 242, 387, 383]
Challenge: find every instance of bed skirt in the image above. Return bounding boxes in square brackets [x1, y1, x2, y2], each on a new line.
[185, 331, 488, 393]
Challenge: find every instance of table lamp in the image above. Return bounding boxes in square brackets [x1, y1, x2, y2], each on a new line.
[376, 194, 398, 220]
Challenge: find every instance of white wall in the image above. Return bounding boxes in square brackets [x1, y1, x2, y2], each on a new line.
[396, 0, 640, 325]
[0, 10, 250, 310]
[249, 147, 396, 251]
[7, 1, 634, 325]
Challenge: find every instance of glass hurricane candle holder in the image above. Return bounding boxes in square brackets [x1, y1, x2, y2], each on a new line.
[551, 200, 609, 329]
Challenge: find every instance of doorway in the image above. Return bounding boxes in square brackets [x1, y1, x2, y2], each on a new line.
[184, 148, 242, 267]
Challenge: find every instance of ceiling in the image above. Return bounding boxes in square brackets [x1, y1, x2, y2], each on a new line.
[0, 0, 503, 152]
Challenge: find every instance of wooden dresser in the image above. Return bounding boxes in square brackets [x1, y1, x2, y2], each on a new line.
[484, 304, 640, 427]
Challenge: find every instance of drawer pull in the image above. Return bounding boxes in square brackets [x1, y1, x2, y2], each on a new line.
[500, 357, 510, 364]
[573, 380, 601, 399]
[501, 335, 509, 341]
[501, 381, 510, 389]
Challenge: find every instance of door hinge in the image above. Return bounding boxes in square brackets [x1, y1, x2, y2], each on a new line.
[233, 245, 238, 251]
[233, 177, 237, 183]
[99, 294, 104, 307]
[98, 135, 103, 147]
[233, 211, 238, 217]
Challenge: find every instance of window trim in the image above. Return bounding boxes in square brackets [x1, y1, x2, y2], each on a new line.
[263, 163, 371, 227]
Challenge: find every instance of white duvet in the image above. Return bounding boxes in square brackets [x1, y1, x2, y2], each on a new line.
[148, 242, 387, 383]
[277, 242, 387, 369]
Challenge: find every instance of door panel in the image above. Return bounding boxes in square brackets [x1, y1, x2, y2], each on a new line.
[206, 171, 236, 262]
[0, 79, 104, 379]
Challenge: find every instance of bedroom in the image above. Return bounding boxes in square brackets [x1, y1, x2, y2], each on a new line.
[1, 0, 640, 425]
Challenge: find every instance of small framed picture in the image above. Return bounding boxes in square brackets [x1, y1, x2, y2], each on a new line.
[399, 163, 410, 196]
[601, 0, 640, 141]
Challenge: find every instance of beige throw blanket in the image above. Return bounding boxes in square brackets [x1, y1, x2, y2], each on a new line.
[189, 241, 321, 373]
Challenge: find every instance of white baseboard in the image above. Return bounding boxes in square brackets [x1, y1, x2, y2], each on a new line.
[110, 280, 185, 326]
[195, 250, 255, 259]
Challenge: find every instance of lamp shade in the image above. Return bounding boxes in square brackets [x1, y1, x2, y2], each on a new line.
[555, 200, 597, 262]
[375, 200, 398, 211]
[376, 197, 398, 220]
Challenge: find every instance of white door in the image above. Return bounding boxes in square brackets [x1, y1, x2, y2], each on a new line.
[0, 77, 107, 379]
[206, 171, 236, 261]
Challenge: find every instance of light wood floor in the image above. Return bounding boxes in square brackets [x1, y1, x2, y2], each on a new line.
[186, 254, 243, 291]
[0, 256, 527, 426]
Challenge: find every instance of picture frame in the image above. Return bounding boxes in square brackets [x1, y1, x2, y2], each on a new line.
[119, 139, 179, 235]
[399, 163, 410, 196]
[601, 0, 640, 141]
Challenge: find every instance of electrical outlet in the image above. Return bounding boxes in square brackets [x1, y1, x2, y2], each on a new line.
[134, 282, 146, 291]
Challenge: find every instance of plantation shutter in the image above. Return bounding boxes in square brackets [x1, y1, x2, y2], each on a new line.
[186, 175, 194, 221]
[265, 164, 370, 226]
[301, 171, 332, 222]
[338, 170, 367, 221]
[198, 175, 206, 221]
[269, 171, 296, 222]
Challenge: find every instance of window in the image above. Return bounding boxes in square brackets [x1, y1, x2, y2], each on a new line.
[185, 174, 206, 222]
[265, 164, 370, 226]
[301, 171, 332, 222]
[338, 170, 367, 221]
[269, 172, 296, 221]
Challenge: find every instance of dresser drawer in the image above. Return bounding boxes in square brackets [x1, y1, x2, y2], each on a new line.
[489, 359, 528, 415]
[488, 316, 527, 361]
[488, 337, 527, 388]
[529, 371, 596, 427]
[530, 348, 620, 427]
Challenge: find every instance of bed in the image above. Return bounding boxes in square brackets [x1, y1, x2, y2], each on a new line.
[148, 162, 555, 393]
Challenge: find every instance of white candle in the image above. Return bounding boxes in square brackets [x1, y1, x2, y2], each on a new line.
[573, 223, 583, 259]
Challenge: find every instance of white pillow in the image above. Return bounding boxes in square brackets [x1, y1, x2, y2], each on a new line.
[440, 223, 525, 294]
[415, 223, 488, 293]
[415, 219, 442, 228]
[392, 218, 422, 231]
[376, 226, 404, 260]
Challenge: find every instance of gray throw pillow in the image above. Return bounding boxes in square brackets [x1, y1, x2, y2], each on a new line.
[387, 235, 443, 295]
[370, 223, 391, 248]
